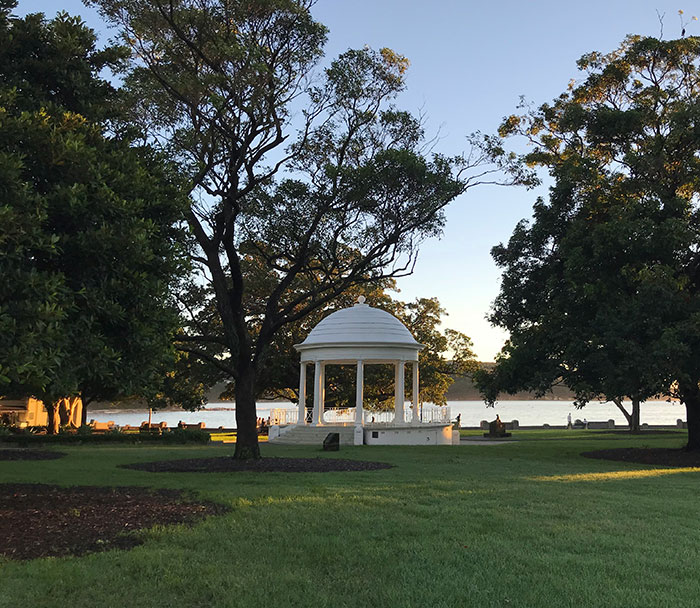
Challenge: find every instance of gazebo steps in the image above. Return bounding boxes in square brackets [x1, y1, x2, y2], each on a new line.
[270, 424, 356, 446]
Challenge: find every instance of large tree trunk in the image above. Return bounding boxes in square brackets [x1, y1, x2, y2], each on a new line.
[678, 380, 700, 451]
[80, 395, 91, 427]
[79, 392, 95, 427]
[234, 365, 260, 460]
[68, 396, 82, 427]
[58, 397, 81, 428]
[45, 401, 60, 435]
[629, 398, 641, 433]
[58, 398, 70, 426]
[684, 389, 700, 451]
[612, 398, 634, 430]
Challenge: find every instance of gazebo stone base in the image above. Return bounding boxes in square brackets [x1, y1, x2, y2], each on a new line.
[269, 424, 357, 446]
[269, 423, 457, 446]
[364, 424, 455, 445]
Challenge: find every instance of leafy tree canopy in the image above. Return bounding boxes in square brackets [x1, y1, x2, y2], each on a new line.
[0, 3, 189, 429]
[477, 35, 700, 437]
[87, 0, 504, 457]
[184, 267, 477, 410]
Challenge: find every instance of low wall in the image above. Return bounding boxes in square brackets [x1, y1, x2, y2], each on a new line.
[364, 424, 454, 446]
[586, 420, 615, 429]
[480, 419, 519, 430]
[463, 423, 686, 431]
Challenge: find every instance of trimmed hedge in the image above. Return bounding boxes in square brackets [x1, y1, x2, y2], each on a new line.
[0, 427, 211, 446]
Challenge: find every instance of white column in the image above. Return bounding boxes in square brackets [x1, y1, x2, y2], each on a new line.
[355, 360, 364, 425]
[394, 361, 405, 424]
[298, 362, 307, 425]
[312, 361, 321, 426]
[412, 361, 420, 425]
[319, 362, 326, 425]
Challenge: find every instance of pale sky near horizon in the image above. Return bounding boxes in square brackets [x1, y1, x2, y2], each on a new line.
[15, 1, 698, 360]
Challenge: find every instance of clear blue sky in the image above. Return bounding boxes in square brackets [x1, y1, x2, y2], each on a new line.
[15, 1, 698, 360]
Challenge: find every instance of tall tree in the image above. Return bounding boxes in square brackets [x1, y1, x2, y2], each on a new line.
[194, 273, 478, 410]
[0, 4, 189, 430]
[89, 0, 502, 458]
[477, 36, 700, 442]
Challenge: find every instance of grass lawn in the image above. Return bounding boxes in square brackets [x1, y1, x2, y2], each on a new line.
[1, 433, 699, 607]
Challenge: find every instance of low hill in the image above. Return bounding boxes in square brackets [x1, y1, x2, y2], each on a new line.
[445, 363, 576, 401]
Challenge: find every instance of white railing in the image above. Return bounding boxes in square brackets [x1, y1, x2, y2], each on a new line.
[322, 408, 356, 424]
[272, 404, 451, 426]
[269, 408, 298, 425]
[364, 405, 451, 425]
[420, 405, 451, 424]
[363, 410, 397, 425]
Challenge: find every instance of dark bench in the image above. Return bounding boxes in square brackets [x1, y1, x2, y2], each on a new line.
[484, 419, 512, 438]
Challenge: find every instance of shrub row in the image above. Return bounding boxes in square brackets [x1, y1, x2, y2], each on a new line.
[0, 426, 211, 446]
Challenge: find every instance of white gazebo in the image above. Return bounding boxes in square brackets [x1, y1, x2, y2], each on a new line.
[294, 296, 423, 428]
[267, 297, 455, 445]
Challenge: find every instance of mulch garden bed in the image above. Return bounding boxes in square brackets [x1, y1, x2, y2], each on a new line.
[0, 448, 66, 461]
[121, 456, 394, 473]
[0, 484, 228, 561]
[582, 447, 700, 467]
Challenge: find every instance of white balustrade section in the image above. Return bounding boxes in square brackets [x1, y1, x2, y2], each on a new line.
[269, 408, 298, 426]
[364, 405, 451, 425]
[363, 410, 396, 425]
[420, 405, 451, 424]
[321, 408, 356, 425]
[271, 405, 451, 426]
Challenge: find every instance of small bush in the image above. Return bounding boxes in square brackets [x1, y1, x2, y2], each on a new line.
[162, 427, 211, 444]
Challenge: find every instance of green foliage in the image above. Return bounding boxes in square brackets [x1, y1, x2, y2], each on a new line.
[0, 8, 190, 421]
[0, 3, 127, 122]
[161, 427, 211, 444]
[178, 268, 477, 409]
[86, 0, 487, 457]
[0, 99, 69, 394]
[144, 348, 212, 412]
[398, 298, 478, 407]
[479, 36, 700, 437]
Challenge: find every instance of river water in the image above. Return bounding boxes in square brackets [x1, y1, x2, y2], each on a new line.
[88, 399, 686, 429]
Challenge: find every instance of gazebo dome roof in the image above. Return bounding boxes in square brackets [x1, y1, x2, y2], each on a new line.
[295, 297, 421, 352]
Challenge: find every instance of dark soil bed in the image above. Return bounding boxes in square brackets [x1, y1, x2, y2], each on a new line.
[122, 456, 394, 473]
[582, 447, 700, 467]
[0, 448, 65, 460]
[0, 484, 227, 561]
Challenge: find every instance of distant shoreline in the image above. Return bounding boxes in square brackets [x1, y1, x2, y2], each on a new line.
[88, 399, 686, 429]
[89, 396, 681, 413]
